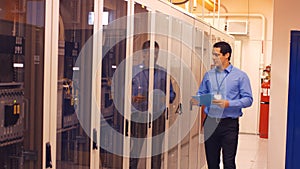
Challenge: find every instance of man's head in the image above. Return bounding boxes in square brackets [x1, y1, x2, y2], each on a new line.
[142, 40, 159, 66]
[212, 41, 232, 69]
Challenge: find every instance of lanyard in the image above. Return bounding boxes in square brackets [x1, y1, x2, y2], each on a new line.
[215, 68, 232, 94]
[141, 68, 157, 85]
[142, 69, 149, 84]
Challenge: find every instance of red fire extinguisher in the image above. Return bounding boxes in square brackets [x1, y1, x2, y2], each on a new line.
[259, 66, 271, 139]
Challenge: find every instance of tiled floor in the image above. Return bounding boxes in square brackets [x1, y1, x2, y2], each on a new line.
[235, 134, 268, 169]
[201, 133, 268, 169]
[219, 133, 268, 169]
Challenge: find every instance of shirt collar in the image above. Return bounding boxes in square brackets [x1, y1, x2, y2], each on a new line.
[214, 64, 233, 73]
[225, 64, 233, 73]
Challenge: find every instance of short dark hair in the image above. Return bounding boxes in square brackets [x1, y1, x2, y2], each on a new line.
[142, 40, 159, 50]
[213, 41, 232, 61]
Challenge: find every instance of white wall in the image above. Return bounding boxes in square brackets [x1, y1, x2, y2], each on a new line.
[269, 0, 300, 168]
[239, 38, 261, 134]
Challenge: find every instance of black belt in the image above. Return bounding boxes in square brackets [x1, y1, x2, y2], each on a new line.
[206, 116, 239, 123]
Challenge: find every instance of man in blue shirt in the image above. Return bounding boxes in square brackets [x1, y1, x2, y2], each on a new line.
[196, 41, 253, 169]
[130, 40, 176, 169]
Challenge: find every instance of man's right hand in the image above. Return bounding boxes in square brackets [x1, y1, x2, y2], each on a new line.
[132, 95, 146, 103]
[190, 98, 199, 105]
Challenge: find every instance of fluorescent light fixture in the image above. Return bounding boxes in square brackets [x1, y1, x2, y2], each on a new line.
[193, 0, 197, 8]
[88, 12, 94, 25]
[88, 11, 109, 25]
[103, 11, 109, 25]
[13, 63, 24, 68]
[73, 67, 80, 71]
[112, 65, 117, 69]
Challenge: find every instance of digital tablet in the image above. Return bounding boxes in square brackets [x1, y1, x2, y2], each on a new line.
[192, 94, 213, 106]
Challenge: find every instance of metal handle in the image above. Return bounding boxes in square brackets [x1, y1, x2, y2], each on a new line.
[125, 119, 129, 136]
[148, 113, 152, 128]
[46, 142, 52, 168]
[175, 103, 183, 115]
[166, 107, 169, 120]
[23, 98, 29, 131]
[93, 128, 98, 150]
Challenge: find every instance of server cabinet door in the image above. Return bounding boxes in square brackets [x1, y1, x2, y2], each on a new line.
[99, 0, 128, 168]
[0, 0, 46, 168]
[178, 20, 193, 169]
[56, 0, 95, 168]
[128, 3, 151, 168]
[166, 16, 199, 169]
[166, 17, 182, 169]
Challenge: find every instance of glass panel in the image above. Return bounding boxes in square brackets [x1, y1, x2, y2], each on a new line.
[130, 3, 150, 168]
[167, 17, 182, 169]
[0, 0, 45, 168]
[189, 28, 202, 169]
[179, 22, 193, 169]
[194, 28, 208, 169]
[203, 31, 212, 70]
[100, 0, 127, 168]
[57, 0, 94, 168]
[211, 34, 217, 46]
[151, 12, 170, 169]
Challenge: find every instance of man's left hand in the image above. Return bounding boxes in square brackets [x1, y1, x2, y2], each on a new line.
[212, 99, 229, 108]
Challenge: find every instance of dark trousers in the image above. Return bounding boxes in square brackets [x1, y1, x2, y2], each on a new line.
[204, 116, 239, 169]
[130, 112, 165, 169]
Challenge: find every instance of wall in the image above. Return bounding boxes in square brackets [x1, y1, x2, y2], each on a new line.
[269, 0, 300, 168]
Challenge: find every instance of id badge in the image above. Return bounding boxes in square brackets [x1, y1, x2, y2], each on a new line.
[214, 94, 222, 100]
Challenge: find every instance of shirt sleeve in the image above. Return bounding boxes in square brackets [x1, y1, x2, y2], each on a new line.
[132, 75, 138, 96]
[197, 72, 210, 95]
[229, 73, 253, 108]
[169, 81, 176, 103]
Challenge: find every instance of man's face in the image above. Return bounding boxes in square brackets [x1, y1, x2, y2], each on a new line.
[212, 47, 228, 69]
[142, 48, 159, 66]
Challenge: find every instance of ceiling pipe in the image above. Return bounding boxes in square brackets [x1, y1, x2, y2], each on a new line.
[171, 0, 189, 5]
[217, 0, 220, 28]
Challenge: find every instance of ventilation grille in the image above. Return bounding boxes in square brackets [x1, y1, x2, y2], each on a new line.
[226, 20, 248, 35]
